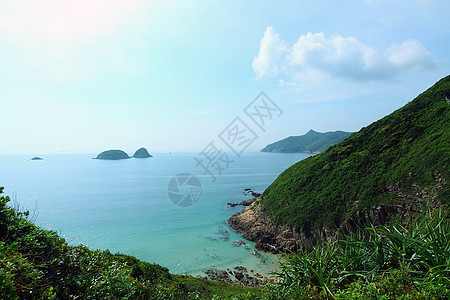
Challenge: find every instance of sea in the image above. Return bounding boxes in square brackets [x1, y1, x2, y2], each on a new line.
[0, 152, 311, 277]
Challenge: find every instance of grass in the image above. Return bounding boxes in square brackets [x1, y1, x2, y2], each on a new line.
[268, 209, 450, 299]
[2, 76, 450, 299]
[262, 75, 450, 230]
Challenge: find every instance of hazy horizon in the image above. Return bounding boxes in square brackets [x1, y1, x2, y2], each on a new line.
[1, 0, 449, 155]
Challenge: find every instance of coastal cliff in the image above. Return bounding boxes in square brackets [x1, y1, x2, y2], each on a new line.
[229, 76, 450, 253]
[228, 176, 445, 253]
[228, 198, 303, 253]
[227, 199, 395, 253]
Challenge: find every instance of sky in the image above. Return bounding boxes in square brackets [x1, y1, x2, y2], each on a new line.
[0, 0, 449, 155]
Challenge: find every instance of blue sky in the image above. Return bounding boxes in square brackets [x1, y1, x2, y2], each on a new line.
[0, 0, 449, 155]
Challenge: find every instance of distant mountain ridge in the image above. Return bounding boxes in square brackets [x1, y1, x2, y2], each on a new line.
[261, 129, 353, 153]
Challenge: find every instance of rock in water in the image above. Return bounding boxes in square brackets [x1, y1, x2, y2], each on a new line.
[31, 157, 43, 160]
[132, 147, 152, 158]
[95, 150, 130, 160]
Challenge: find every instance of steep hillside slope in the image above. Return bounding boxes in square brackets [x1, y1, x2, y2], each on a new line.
[261, 130, 352, 153]
[261, 76, 450, 232]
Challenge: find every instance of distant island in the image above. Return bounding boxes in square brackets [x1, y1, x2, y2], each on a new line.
[132, 147, 152, 158]
[30, 157, 43, 160]
[95, 148, 153, 160]
[1, 77, 449, 299]
[95, 150, 131, 160]
[261, 129, 353, 153]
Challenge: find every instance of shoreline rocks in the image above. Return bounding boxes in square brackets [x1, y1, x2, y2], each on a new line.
[204, 267, 273, 287]
[233, 240, 247, 247]
[227, 197, 304, 253]
[227, 197, 257, 208]
[227, 195, 424, 253]
[243, 188, 262, 198]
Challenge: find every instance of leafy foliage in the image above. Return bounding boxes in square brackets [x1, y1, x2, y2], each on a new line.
[262, 76, 450, 230]
[261, 129, 353, 153]
[0, 187, 255, 299]
[269, 210, 450, 299]
[2, 76, 450, 299]
[95, 149, 131, 160]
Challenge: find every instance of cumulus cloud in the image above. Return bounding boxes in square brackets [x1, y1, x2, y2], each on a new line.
[253, 27, 436, 82]
[387, 40, 436, 71]
[252, 26, 289, 78]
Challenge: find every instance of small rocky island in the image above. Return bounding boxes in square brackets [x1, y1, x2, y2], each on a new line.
[95, 150, 131, 160]
[30, 157, 43, 160]
[132, 147, 152, 158]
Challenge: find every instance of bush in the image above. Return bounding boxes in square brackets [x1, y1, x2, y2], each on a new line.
[268, 209, 450, 299]
[0, 187, 257, 299]
[262, 76, 450, 230]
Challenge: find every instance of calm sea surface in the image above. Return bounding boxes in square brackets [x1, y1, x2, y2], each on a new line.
[0, 152, 311, 276]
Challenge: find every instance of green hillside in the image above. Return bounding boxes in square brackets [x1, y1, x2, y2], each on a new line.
[262, 76, 450, 230]
[261, 130, 352, 153]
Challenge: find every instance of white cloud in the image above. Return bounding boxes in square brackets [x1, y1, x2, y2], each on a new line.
[387, 40, 435, 71]
[252, 26, 288, 78]
[253, 27, 436, 82]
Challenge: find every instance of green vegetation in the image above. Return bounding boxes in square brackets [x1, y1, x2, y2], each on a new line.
[95, 149, 131, 160]
[0, 187, 255, 299]
[2, 200, 446, 300]
[268, 209, 450, 299]
[133, 147, 153, 158]
[2, 77, 449, 299]
[261, 130, 352, 153]
[262, 76, 450, 230]
[210, 211, 450, 299]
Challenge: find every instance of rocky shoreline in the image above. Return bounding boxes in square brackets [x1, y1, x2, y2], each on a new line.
[227, 197, 304, 253]
[203, 266, 273, 287]
[226, 198, 256, 208]
[220, 192, 420, 287]
[218, 194, 415, 287]
[226, 191, 430, 254]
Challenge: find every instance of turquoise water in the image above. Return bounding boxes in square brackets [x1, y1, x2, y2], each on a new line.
[0, 152, 311, 276]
